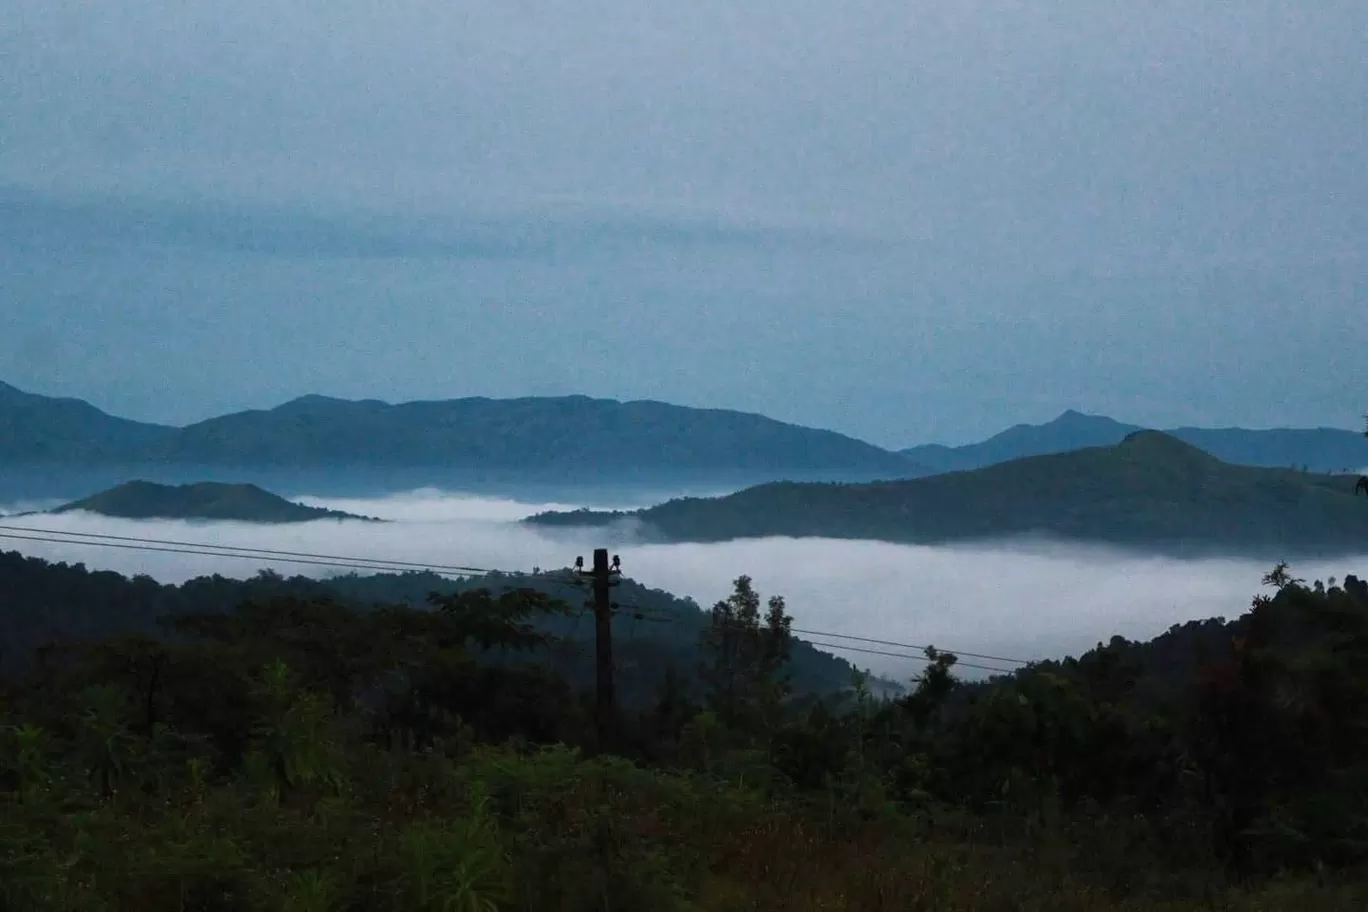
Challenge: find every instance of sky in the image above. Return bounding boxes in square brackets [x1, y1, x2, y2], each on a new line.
[7, 489, 1364, 681]
[3, 0, 1366, 447]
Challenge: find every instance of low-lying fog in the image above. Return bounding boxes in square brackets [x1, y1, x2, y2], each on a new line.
[3, 488, 1364, 683]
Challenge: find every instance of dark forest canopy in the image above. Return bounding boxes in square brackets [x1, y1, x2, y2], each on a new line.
[47, 481, 375, 524]
[529, 431, 1368, 559]
[3, 543, 1368, 908]
[0, 551, 860, 704]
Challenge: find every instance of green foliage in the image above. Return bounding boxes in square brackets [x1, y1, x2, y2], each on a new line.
[1, 720, 54, 800]
[72, 683, 140, 798]
[247, 660, 346, 801]
[427, 588, 571, 654]
[0, 551, 862, 706]
[279, 869, 341, 912]
[2, 556, 1368, 909]
[395, 794, 509, 912]
[699, 575, 793, 729]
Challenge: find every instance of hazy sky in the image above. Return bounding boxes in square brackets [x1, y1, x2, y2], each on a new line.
[4, 1, 1366, 445]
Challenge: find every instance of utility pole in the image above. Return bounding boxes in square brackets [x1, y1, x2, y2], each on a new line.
[575, 548, 622, 751]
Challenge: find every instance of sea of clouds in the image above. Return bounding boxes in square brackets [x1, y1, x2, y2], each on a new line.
[3, 487, 1365, 683]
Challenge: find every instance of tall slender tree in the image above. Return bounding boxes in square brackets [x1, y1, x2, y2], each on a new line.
[700, 576, 793, 729]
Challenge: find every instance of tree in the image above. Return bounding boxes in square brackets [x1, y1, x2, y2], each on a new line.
[246, 659, 344, 803]
[396, 793, 511, 912]
[0, 721, 52, 801]
[426, 588, 573, 654]
[73, 683, 139, 799]
[699, 576, 793, 729]
[899, 646, 959, 732]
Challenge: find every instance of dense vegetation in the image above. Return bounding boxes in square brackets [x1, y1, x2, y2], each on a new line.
[3, 547, 1368, 909]
[901, 409, 1368, 475]
[45, 482, 374, 524]
[530, 431, 1368, 558]
[0, 552, 860, 702]
[0, 382, 924, 482]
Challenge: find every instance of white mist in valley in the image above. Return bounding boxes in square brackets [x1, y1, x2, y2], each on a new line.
[3, 489, 1364, 683]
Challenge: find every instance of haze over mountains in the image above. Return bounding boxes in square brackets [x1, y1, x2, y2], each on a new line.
[0, 380, 174, 462]
[0, 381, 923, 496]
[3, 380, 1363, 504]
[529, 432, 1368, 559]
[902, 409, 1368, 475]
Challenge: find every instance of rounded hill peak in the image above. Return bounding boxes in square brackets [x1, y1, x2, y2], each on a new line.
[51, 479, 372, 523]
[1051, 409, 1124, 426]
[1118, 429, 1218, 461]
[273, 394, 390, 415]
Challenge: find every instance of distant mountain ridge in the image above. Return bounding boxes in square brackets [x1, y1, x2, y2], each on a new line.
[527, 431, 1368, 559]
[3, 381, 1363, 490]
[152, 393, 922, 478]
[51, 481, 373, 523]
[0, 380, 173, 462]
[0, 382, 925, 484]
[902, 409, 1367, 474]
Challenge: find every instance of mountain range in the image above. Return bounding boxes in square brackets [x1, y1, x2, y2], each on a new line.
[0, 380, 173, 462]
[2, 381, 1363, 496]
[902, 409, 1367, 475]
[0, 381, 923, 488]
[527, 431, 1368, 559]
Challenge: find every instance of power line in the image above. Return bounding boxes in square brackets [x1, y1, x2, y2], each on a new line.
[0, 530, 485, 578]
[616, 599, 1033, 668]
[789, 627, 1031, 667]
[0, 523, 505, 576]
[800, 639, 1017, 675]
[614, 602, 1023, 675]
[0, 529, 556, 582]
[1, 528, 1029, 674]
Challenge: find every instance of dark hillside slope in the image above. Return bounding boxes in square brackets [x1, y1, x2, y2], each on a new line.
[0, 381, 173, 462]
[147, 394, 928, 480]
[0, 552, 859, 702]
[902, 410, 1140, 472]
[51, 481, 371, 523]
[901, 409, 1366, 474]
[1168, 425, 1368, 474]
[530, 432, 1368, 558]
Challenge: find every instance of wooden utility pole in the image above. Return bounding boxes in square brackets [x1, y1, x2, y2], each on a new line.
[575, 548, 622, 750]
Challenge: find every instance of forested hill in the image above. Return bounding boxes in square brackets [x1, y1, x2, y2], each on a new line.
[528, 431, 1368, 558]
[0, 382, 926, 482]
[901, 408, 1368, 474]
[49, 481, 373, 523]
[0, 551, 860, 703]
